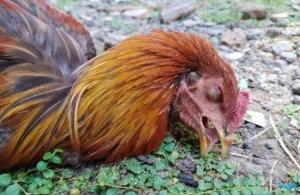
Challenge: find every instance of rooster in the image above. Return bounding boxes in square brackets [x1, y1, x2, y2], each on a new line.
[0, 0, 249, 171]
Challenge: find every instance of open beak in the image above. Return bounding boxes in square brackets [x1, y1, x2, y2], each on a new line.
[197, 116, 233, 157]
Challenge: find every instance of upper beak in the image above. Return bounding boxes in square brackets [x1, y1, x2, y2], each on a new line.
[197, 122, 233, 157]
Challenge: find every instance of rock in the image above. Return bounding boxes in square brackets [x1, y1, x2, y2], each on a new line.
[245, 29, 264, 39]
[221, 28, 246, 48]
[293, 96, 300, 104]
[243, 140, 253, 149]
[182, 19, 203, 27]
[246, 123, 256, 130]
[103, 33, 129, 50]
[280, 52, 297, 63]
[161, 3, 203, 23]
[253, 158, 263, 165]
[262, 102, 274, 111]
[266, 27, 281, 38]
[123, 8, 149, 19]
[292, 4, 300, 11]
[265, 143, 273, 150]
[271, 13, 289, 27]
[274, 60, 288, 67]
[288, 129, 298, 135]
[292, 81, 300, 95]
[225, 52, 244, 61]
[296, 48, 300, 56]
[275, 18, 289, 27]
[210, 36, 219, 46]
[271, 41, 293, 56]
[236, 3, 267, 20]
[202, 22, 217, 27]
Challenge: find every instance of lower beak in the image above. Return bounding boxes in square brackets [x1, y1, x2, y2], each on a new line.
[218, 131, 233, 156]
[197, 125, 233, 157]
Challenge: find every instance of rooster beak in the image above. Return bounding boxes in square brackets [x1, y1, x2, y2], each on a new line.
[217, 128, 233, 156]
[197, 118, 233, 157]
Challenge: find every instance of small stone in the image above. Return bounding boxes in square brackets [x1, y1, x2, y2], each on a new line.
[265, 143, 273, 150]
[272, 41, 293, 56]
[221, 28, 246, 48]
[246, 123, 256, 130]
[103, 33, 129, 50]
[243, 140, 253, 149]
[123, 8, 149, 19]
[288, 129, 298, 135]
[293, 5, 300, 11]
[246, 29, 264, 39]
[271, 13, 289, 21]
[296, 48, 300, 56]
[225, 52, 244, 61]
[280, 52, 297, 63]
[274, 60, 287, 67]
[292, 81, 300, 95]
[275, 17, 289, 27]
[209, 36, 219, 46]
[253, 158, 263, 165]
[266, 27, 281, 38]
[236, 2, 267, 20]
[182, 19, 203, 27]
[262, 102, 274, 111]
[161, 3, 203, 23]
[293, 96, 300, 104]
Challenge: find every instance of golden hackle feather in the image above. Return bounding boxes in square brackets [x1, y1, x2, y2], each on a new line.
[0, 0, 226, 171]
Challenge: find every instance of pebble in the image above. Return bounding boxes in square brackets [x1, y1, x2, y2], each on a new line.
[292, 81, 300, 95]
[264, 143, 273, 150]
[221, 28, 246, 48]
[210, 36, 220, 46]
[243, 140, 253, 149]
[262, 102, 274, 111]
[296, 48, 300, 56]
[266, 27, 281, 38]
[288, 129, 298, 135]
[182, 19, 203, 27]
[280, 52, 297, 63]
[123, 8, 149, 19]
[293, 96, 300, 104]
[226, 52, 244, 61]
[253, 158, 263, 165]
[274, 60, 288, 67]
[161, 3, 202, 23]
[272, 41, 293, 56]
[275, 17, 290, 27]
[236, 2, 267, 20]
[246, 123, 256, 130]
[246, 29, 264, 39]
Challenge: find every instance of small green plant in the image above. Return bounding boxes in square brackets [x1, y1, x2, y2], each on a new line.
[1, 138, 299, 194]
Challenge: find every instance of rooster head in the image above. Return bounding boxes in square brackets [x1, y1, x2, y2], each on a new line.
[169, 33, 249, 156]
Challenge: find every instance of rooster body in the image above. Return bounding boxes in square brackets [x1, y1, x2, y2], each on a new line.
[0, 0, 249, 171]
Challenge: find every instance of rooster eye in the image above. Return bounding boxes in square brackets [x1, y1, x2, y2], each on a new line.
[207, 87, 221, 102]
[187, 72, 199, 85]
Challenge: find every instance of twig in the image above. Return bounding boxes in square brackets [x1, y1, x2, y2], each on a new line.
[270, 115, 300, 170]
[269, 160, 278, 193]
[230, 152, 250, 159]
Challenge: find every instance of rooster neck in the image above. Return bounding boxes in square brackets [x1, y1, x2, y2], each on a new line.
[67, 40, 194, 161]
